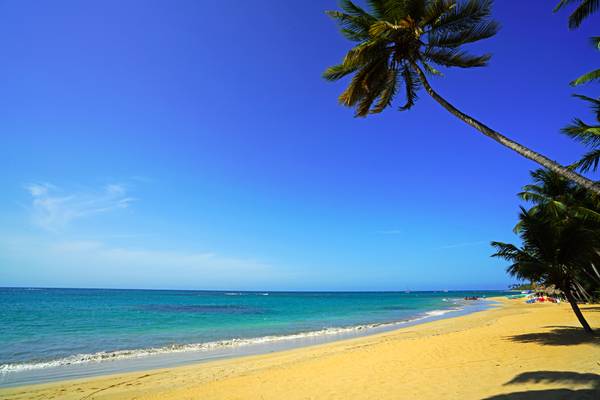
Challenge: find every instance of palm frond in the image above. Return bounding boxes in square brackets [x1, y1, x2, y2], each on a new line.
[384, 0, 426, 21]
[323, 63, 360, 81]
[421, 60, 443, 76]
[490, 241, 520, 261]
[430, 0, 493, 33]
[398, 64, 420, 110]
[343, 58, 391, 116]
[366, 0, 387, 19]
[424, 48, 491, 67]
[339, 0, 372, 18]
[427, 20, 499, 48]
[573, 204, 600, 222]
[325, 10, 374, 42]
[570, 68, 600, 86]
[338, 40, 389, 73]
[422, 0, 456, 26]
[576, 148, 600, 172]
[555, 0, 599, 28]
[562, 119, 600, 145]
[572, 94, 600, 120]
[518, 191, 550, 204]
[571, 0, 598, 28]
[371, 67, 399, 114]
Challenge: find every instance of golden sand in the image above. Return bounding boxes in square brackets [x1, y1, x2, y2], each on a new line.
[1, 298, 599, 400]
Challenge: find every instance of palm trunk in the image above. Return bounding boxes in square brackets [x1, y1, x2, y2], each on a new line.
[411, 63, 600, 195]
[564, 290, 594, 334]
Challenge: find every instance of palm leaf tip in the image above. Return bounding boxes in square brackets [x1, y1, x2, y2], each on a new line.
[570, 68, 600, 86]
[323, 64, 357, 81]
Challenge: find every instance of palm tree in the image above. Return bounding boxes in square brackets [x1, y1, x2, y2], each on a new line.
[491, 208, 596, 333]
[518, 169, 600, 299]
[323, 0, 600, 194]
[563, 95, 600, 172]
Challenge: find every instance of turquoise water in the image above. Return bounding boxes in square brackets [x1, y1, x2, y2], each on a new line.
[0, 288, 508, 382]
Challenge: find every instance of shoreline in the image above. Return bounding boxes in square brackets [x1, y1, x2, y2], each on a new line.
[1, 298, 598, 399]
[0, 298, 493, 388]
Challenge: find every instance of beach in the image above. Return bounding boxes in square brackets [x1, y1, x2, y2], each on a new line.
[1, 297, 598, 399]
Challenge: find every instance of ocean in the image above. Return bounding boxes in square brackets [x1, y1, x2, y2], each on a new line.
[0, 287, 509, 386]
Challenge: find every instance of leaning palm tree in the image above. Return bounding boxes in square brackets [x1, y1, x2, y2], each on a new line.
[323, 0, 600, 194]
[492, 208, 597, 333]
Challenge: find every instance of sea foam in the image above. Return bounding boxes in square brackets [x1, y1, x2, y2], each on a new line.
[0, 306, 461, 374]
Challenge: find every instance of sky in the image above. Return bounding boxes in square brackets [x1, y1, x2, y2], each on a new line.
[0, 0, 598, 291]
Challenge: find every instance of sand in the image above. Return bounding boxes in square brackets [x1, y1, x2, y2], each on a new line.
[1, 298, 599, 400]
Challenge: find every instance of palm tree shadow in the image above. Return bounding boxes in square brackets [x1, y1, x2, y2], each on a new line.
[481, 371, 600, 399]
[505, 326, 600, 346]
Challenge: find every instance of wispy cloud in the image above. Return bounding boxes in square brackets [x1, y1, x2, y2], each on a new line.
[439, 240, 488, 249]
[48, 240, 270, 273]
[0, 235, 277, 288]
[25, 182, 134, 231]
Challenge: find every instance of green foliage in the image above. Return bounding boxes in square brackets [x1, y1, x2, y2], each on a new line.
[509, 283, 534, 291]
[570, 68, 600, 86]
[493, 169, 600, 305]
[554, 0, 599, 29]
[562, 95, 600, 172]
[555, 2, 599, 85]
[323, 0, 499, 116]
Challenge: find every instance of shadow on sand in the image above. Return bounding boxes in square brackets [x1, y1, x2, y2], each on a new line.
[481, 371, 600, 399]
[505, 326, 600, 346]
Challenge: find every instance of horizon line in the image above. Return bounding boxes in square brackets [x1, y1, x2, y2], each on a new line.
[0, 285, 512, 293]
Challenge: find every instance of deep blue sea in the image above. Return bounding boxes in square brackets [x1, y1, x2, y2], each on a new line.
[0, 287, 509, 386]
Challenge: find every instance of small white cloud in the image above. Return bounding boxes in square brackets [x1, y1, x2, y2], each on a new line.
[25, 183, 55, 197]
[25, 182, 135, 231]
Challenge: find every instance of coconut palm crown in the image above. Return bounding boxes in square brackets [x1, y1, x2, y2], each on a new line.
[323, 0, 499, 116]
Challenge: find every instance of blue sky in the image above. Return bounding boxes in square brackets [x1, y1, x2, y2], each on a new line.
[0, 0, 598, 291]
